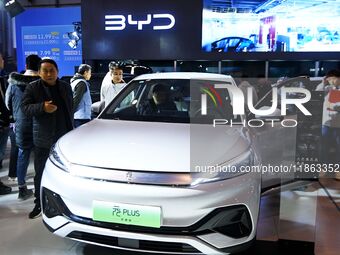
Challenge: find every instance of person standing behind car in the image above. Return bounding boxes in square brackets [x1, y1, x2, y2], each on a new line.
[0, 52, 12, 195]
[71, 64, 92, 128]
[0, 52, 6, 76]
[21, 58, 73, 219]
[320, 69, 340, 180]
[5, 54, 41, 200]
[0, 52, 9, 170]
[100, 63, 126, 108]
[0, 97, 11, 195]
[0, 61, 12, 195]
[1, 53, 17, 181]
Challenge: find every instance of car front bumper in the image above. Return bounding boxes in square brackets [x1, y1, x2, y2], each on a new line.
[41, 158, 261, 254]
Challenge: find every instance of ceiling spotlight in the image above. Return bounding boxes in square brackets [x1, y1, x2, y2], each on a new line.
[1, 0, 25, 17]
[67, 22, 82, 49]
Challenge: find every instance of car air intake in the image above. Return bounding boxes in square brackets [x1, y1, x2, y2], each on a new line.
[210, 205, 252, 238]
[67, 231, 201, 253]
[42, 187, 67, 218]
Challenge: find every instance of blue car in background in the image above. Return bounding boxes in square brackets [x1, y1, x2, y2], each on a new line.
[211, 36, 256, 52]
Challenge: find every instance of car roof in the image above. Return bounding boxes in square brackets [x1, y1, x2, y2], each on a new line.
[133, 72, 234, 81]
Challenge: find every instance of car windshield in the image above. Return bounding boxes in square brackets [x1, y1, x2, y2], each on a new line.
[100, 79, 240, 124]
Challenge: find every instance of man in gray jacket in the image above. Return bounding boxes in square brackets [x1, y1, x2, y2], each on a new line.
[70, 64, 92, 127]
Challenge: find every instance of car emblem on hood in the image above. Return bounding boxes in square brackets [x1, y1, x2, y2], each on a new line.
[126, 171, 133, 182]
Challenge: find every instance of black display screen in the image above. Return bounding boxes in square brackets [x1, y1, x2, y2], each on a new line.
[82, 0, 202, 60]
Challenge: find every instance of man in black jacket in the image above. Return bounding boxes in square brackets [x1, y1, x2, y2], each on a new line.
[21, 58, 73, 218]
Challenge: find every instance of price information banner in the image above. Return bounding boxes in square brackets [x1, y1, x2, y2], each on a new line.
[22, 25, 82, 77]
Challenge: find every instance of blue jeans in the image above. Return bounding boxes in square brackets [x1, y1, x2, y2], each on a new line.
[8, 127, 18, 178]
[17, 147, 32, 186]
[321, 125, 340, 164]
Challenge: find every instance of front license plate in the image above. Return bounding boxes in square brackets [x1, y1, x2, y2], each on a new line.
[92, 201, 161, 228]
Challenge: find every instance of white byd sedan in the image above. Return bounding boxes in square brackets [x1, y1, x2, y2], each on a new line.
[41, 73, 296, 254]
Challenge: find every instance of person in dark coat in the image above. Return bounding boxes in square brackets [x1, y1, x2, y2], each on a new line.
[6, 54, 41, 200]
[21, 58, 73, 218]
[1, 52, 17, 182]
[0, 51, 12, 195]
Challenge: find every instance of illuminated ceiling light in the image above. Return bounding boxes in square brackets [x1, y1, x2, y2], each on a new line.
[1, 0, 25, 17]
[68, 40, 78, 50]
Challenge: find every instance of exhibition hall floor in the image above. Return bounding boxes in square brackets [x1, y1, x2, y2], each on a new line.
[0, 157, 339, 255]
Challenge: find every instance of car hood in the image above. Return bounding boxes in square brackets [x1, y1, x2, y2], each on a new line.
[58, 119, 251, 173]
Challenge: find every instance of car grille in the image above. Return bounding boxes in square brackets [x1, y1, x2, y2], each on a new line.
[67, 231, 201, 254]
[70, 163, 193, 186]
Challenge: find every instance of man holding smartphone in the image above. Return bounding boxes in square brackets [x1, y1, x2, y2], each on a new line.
[21, 58, 73, 218]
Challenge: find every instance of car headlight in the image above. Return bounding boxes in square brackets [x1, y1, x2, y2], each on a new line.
[191, 149, 255, 186]
[49, 143, 70, 172]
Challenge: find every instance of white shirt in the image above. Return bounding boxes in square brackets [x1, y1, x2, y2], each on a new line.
[100, 71, 111, 102]
[101, 80, 126, 108]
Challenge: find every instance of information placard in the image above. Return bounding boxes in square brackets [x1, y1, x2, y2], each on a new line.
[22, 25, 82, 77]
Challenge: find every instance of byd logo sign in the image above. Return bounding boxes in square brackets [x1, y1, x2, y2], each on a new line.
[105, 14, 175, 31]
[201, 84, 312, 116]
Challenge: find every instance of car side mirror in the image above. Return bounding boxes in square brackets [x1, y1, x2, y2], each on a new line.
[91, 101, 105, 117]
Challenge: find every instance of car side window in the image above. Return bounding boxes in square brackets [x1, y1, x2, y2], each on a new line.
[102, 82, 145, 118]
[114, 89, 135, 112]
[136, 81, 187, 117]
